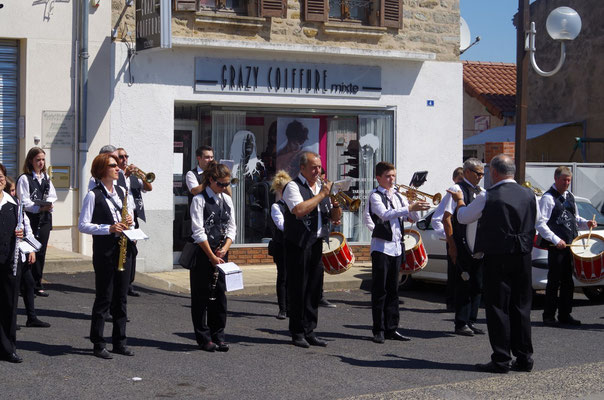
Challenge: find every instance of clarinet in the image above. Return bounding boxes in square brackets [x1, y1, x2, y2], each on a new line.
[209, 227, 226, 302]
[13, 202, 24, 277]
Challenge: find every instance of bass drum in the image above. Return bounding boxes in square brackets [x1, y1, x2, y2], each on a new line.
[322, 232, 355, 275]
[401, 229, 428, 275]
[570, 233, 604, 283]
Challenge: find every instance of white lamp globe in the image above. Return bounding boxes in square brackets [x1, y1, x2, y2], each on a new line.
[546, 6, 581, 40]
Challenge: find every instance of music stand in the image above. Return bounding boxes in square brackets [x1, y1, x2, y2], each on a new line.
[409, 171, 428, 188]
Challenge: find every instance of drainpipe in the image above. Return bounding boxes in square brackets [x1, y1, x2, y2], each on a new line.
[78, 0, 89, 254]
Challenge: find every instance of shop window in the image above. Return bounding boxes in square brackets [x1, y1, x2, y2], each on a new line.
[328, 0, 371, 24]
[304, 0, 402, 27]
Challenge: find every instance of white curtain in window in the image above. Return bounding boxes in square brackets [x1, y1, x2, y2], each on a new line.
[212, 111, 247, 244]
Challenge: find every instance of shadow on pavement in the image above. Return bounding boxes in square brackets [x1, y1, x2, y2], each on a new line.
[18, 308, 91, 321]
[18, 340, 91, 357]
[129, 335, 199, 352]
[333, 353, 476, 371]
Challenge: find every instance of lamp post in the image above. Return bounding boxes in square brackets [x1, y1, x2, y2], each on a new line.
[514, 4, 582, 182]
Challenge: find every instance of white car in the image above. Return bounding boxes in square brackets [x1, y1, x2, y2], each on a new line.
[410, 196, 604, 303]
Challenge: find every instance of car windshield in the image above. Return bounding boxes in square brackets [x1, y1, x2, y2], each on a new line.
[576, 200, 604, 229]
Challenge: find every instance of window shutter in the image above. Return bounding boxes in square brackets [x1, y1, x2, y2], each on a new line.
[380, 0, 402, 28]
[304, 0, 328, 22]
[259, 0, 286, 17]
[174, 0, 197, 11]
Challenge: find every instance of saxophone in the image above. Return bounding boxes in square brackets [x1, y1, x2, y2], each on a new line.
[117, 188, 130, 272]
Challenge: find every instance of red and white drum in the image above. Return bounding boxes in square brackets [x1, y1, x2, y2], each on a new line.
[322, 232, 355, 275]
[570, 233, 604, 283]
[401, 229, 428, 275]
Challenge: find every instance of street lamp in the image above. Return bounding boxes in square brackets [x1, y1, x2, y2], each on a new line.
[514, 4, 582, 183]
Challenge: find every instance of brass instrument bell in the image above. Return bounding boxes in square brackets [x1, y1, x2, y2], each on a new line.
[395, 184, 442, 205]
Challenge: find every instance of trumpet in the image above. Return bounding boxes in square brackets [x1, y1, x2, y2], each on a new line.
[319, 177, 361, 212]
[395, 184, 442, 205]
[127, 165, 155, 183]
[521, 181, 543, 196]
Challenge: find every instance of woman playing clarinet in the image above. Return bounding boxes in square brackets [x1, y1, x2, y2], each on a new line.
[78, 154, 135, 360]
[190, 161, 236, 353]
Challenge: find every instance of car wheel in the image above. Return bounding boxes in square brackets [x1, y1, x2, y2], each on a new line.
[582, 286, 604, 303]
[398, 274, 414, 290]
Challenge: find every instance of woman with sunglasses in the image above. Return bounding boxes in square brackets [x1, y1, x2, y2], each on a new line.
[16, 147, 57, 297]
[189, 161, 236, 352]
[78, 154, 135, 360]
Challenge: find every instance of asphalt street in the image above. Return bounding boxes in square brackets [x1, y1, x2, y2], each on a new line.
[2, 272, 603, 400]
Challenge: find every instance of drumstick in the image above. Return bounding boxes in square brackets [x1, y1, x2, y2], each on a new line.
[586, 214, 596, 246]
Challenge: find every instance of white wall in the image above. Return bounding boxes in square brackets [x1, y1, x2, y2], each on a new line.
[110, 44, 462, 272]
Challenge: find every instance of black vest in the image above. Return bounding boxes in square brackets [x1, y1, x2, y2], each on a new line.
[452, 181, 478, 260]
[90, 185, 126, 260]
[129, 175, 145, 224]
[369, 189, 405, 243]
[200, 188, 231, 250]
[545, 187, 578, 243]
[187, 168, 204, 206]
[0, 198, 18, 264]
[22, 173, 52, 230]
[270, 199, 287, 245]
[476, 182, 536, 255]
[283, 177, 331, 248]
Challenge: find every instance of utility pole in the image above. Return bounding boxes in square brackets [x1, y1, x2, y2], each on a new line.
[515, 0, 530, 183]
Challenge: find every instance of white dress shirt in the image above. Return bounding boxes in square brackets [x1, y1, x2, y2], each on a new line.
[271, 202, 285, 232]
[190, 187, 237, 244]
[365, 186, 420, 257]
[282, 174, 324, 237]
[185, 166, 204, 192]
[536, 184, 589, 245]
[16, 172, 57, 214]
[78, 184, 135, 236]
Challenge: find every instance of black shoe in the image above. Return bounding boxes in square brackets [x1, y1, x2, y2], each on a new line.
[26, 318, 51, 328]
[543, 316, 558, 327]
[475, 361, 509, 374]
[372, 332, 385, 344]
[511, 359, 534, 372]
[292, 337, 310, 348]
[276, 310, 287, 320]
[216, 342, 229, 352]
[127, 289, 140, 297]
[558, 315, 581, 326]
[467, 323, 485, 335]
[112, 346, 135, 356]
[454, 325, 474, 337]
[35, 290, 49, 297]
[201, 342, 217, 352]
[319, 298, 336, 308]
[93, 347, 113, 360]
[385, 331, 411, 341]
[4, 352, 23, 363]
[305, 335, 327, 347]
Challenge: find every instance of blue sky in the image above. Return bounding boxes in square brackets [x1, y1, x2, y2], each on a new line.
[459, 1, 535, 63]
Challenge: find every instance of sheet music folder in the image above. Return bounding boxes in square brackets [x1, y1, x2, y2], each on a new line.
[217, 262, 244, 292]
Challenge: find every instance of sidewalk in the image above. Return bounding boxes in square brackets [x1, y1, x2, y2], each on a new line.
[45, 246, 373, 296]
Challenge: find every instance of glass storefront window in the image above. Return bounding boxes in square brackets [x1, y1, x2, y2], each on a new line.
[173, 105, 394, 248]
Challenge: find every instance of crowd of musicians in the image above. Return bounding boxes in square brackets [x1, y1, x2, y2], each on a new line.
[0, 145, 598, 374]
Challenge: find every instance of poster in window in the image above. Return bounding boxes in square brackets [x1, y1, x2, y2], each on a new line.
[276, 118, 320, 178]
[474, 115, 490, 133]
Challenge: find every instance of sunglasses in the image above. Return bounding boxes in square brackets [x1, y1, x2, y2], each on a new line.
[470, 169, 485, 177]
[215, 181, 230, 188]
[119, 155, 129, 159]
[107, 163, 119, 168]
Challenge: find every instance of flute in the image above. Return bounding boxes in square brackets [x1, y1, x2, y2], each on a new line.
[13, 202, 24, 276]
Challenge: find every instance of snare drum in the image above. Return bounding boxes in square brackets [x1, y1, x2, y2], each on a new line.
[401, 229, 428, 275]
[322, 232, 355, 275]
[570, 233, 604, 283]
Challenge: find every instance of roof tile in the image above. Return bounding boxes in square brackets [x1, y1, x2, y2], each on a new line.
[462, 60, 517, 119]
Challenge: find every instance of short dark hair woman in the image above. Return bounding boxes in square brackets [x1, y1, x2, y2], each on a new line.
[190, 161, 236, 352]
[16, 147, 57, 297]
[78, 153, 135, 359]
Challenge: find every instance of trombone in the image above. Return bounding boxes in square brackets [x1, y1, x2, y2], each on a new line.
[395, 184, 442, 205]
[320, 177, 362, 212]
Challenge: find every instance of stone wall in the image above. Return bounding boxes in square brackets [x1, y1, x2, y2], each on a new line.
[112, 0, 460, 61]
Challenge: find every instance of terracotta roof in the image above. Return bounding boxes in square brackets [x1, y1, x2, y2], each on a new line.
[463, 61, 517, 119]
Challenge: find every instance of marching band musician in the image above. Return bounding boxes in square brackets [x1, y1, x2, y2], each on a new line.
[16, 147, 57, 298]
[87, 145, 120, 191]
[364, 162, 429, 344]
[432, 159, 486, 336]
[189, 161, 236, 353]
[282, 152, 341, 349]
[536, 166, 596, 327]
[79, 154, 136, 359]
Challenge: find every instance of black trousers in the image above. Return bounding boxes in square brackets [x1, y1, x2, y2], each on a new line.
[20, 262, 37, 320]
[272, 245, 287, 313]
[285, 239, 323, 339]
[190, 251, 227, 345]
[0, 260, 21, 357]
[90, 242, 133, 349]
[446, 243, 455, 307]
[32, 219, 51, 290]
[371, 251, 402, 334]
[483, 253, 533, 368]
[453, 256, 483, 329]
[543, 248, 574, 319]
[129, 243, 139, 287]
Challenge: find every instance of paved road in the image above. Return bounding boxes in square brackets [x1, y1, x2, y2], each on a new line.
[2, 273, 603, 400]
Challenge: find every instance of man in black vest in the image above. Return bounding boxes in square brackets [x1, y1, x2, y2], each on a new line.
[536, 166, 595, 327]
[434, 158, 486, 336]
[282, 152, 341, 348]
[365, 162, 429, 344]
[449, 154, 537, 374]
